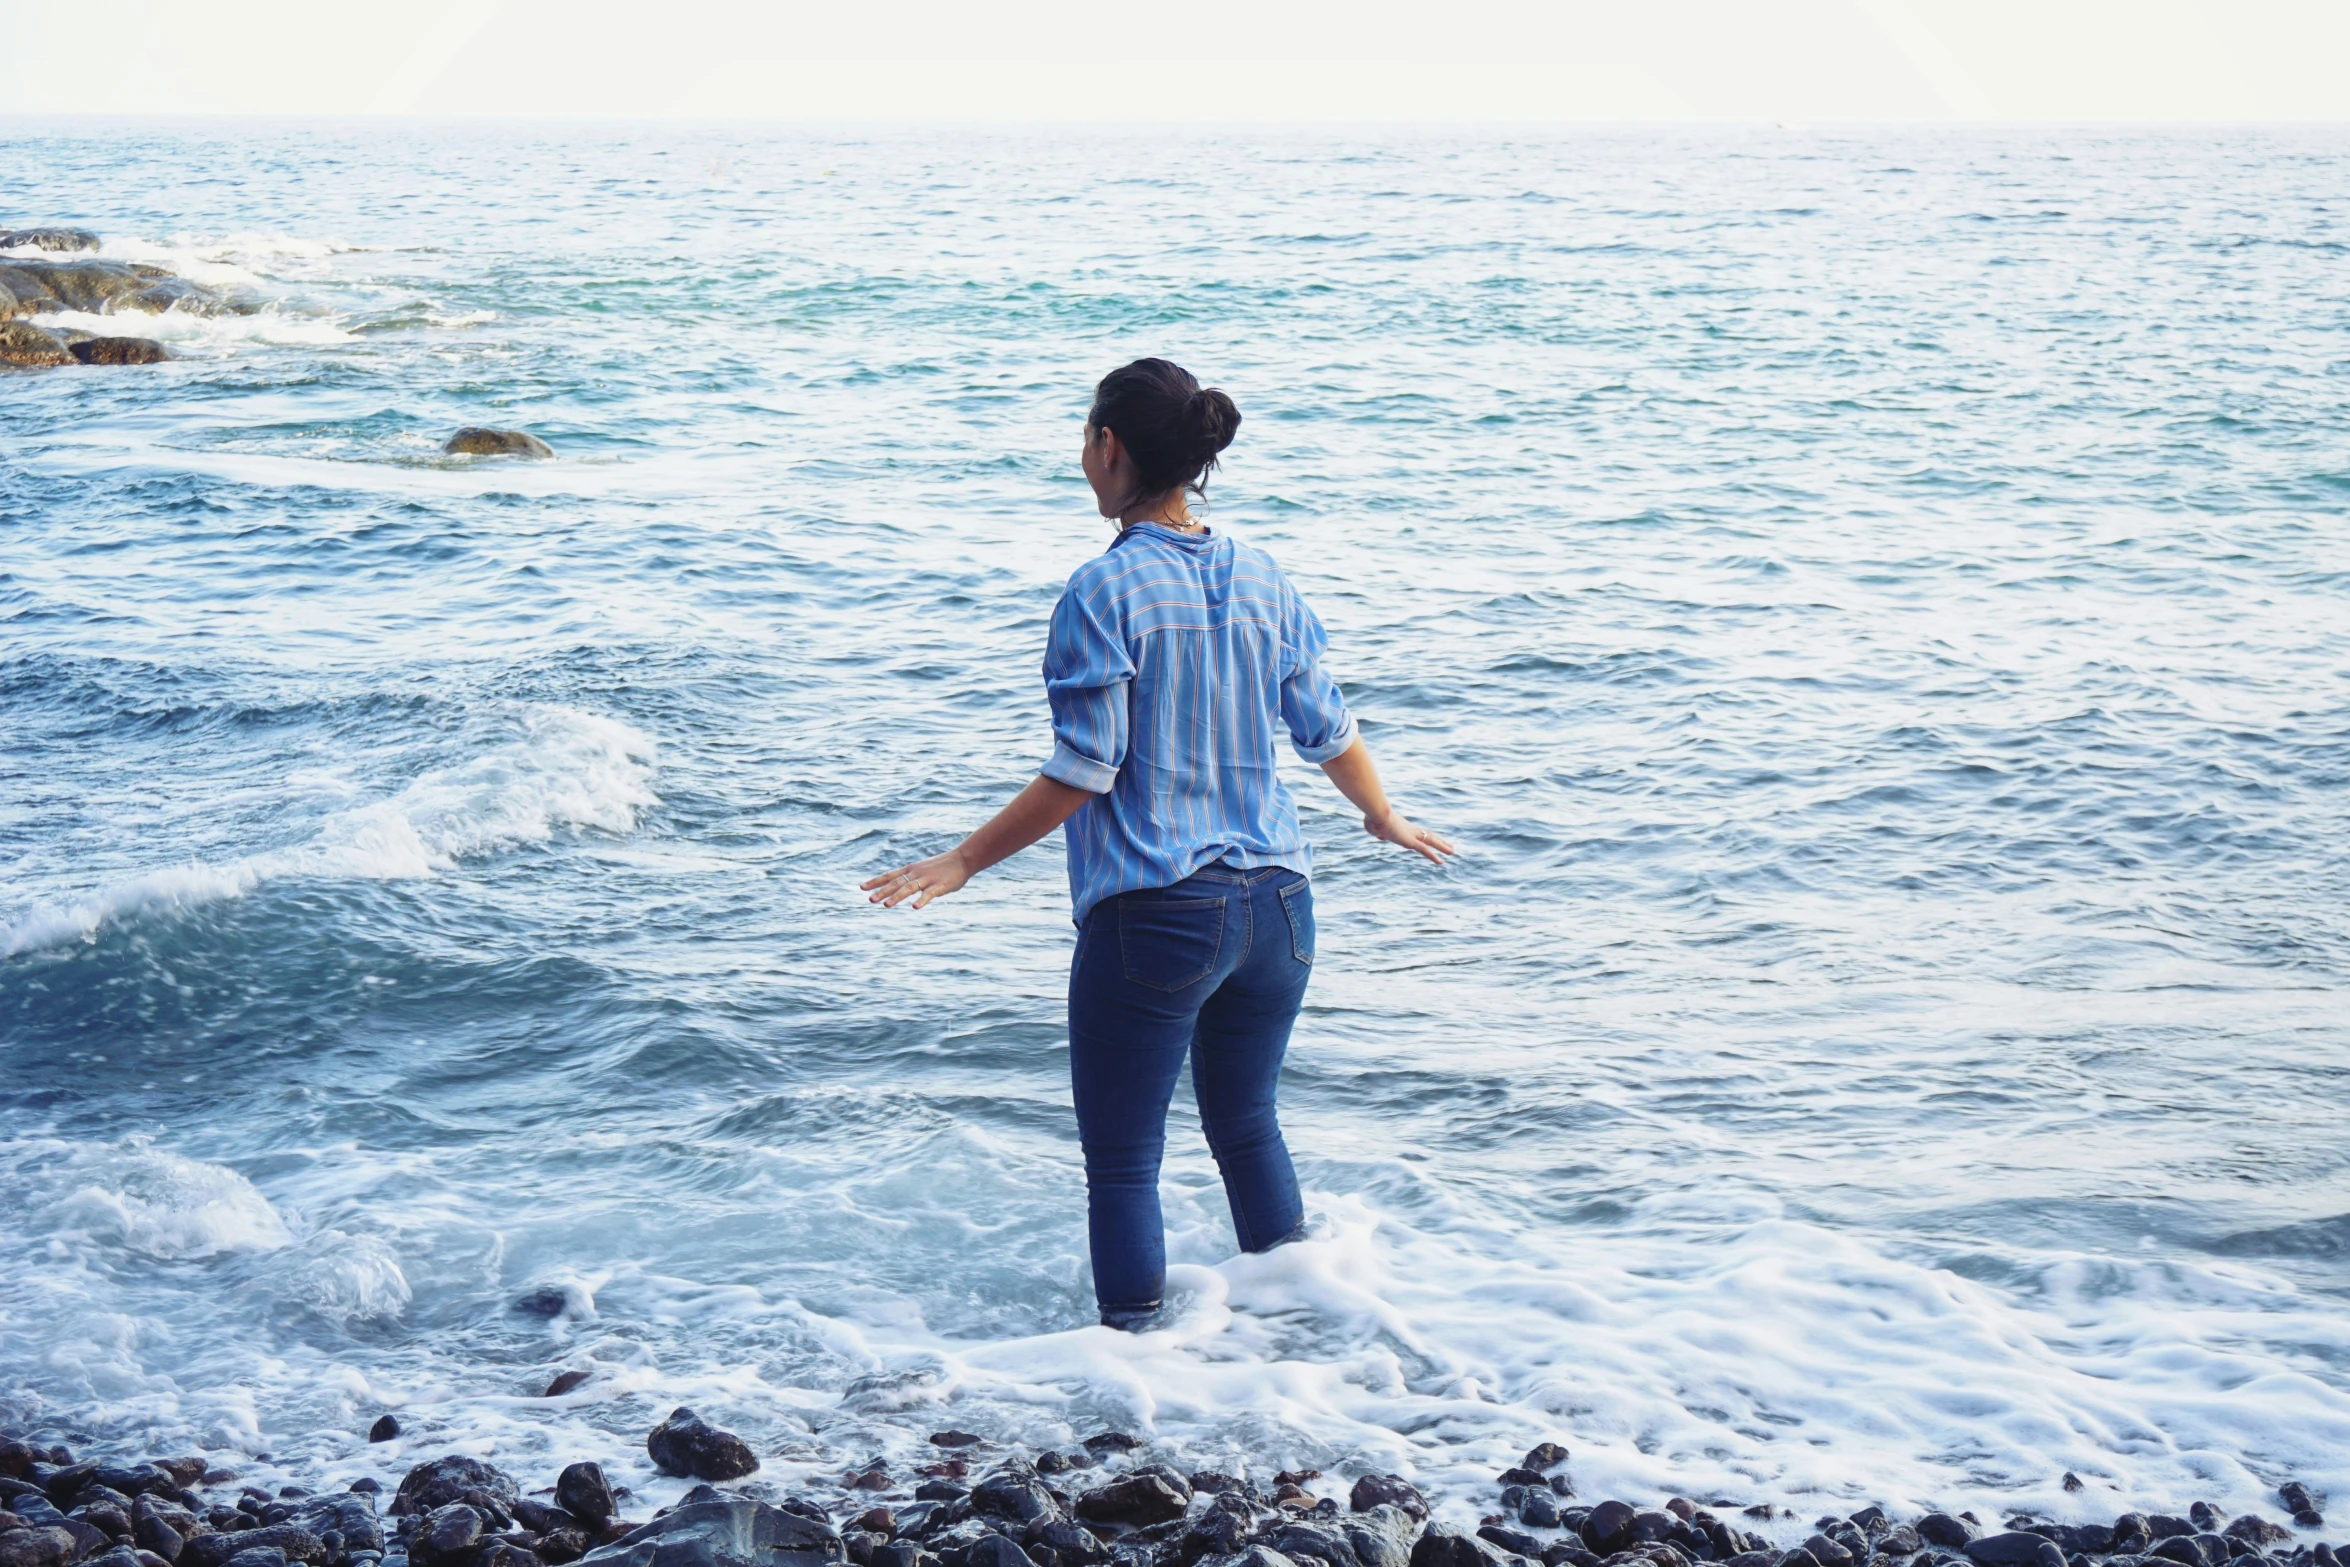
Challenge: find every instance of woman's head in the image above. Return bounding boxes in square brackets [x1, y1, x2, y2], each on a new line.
[1082, 358, 1241, 523]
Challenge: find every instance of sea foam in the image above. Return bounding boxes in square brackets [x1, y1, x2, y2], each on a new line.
[1, 707, 657, 955]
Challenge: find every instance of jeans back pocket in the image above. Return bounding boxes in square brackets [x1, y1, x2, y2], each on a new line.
[1278, 876, 1314, 965]
[1118, 894, 1228, 992]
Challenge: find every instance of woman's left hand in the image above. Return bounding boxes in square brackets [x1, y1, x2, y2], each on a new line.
[861, 849, 971, 909]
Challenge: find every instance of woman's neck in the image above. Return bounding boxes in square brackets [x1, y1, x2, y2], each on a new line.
[1119, 492, 1202, 532]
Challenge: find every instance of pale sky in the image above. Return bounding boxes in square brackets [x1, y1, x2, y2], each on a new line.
[3, 0, 2346, 121]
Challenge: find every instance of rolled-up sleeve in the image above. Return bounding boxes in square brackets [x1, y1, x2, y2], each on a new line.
[1279, 588, 1358, 763]
[1039, 581, 1131, 794]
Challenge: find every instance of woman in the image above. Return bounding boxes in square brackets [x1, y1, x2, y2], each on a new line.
[862, 358, 1452, 1331]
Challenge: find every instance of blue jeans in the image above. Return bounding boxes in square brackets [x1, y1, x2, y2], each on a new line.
[1068, 865, 1314, 1328]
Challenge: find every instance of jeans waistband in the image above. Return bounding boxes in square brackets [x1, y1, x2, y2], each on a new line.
[1172, 864, 1298, 888]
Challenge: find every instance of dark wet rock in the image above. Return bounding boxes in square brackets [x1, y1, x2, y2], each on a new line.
[1019, 1523, 1098, 1567]
[547, 1373, 593, 1400]
[507, 1501, 567, 1537]
[2222, 1520, 2289, 1549]
[0, 1526, 78, 1567]
[1519, 1448, 1567, 1476]
[226, 1550, 289, 1567]
[1962, 1537, 2062, 1567]
[2033, 1528, 2109, 1557]
[1410, 1528, 1516, 1567]
[1496, 1474, 1545, 1493]
[444, 428, 553, 459]
[965, 1542, 1031, 1567]
[1187, 1478, 1244, 1502]
[1477, 1530, 1540, 1560]
[1346, 1485, 1423, 1527]
[646, 1411, 758, 1484]
[1917, 1521, 1977, 1552]
[1537, 1548, 1597, 1567]
[2146, 1521, 2195, 1544]
[70, 1508, 131, 1542]
[1581, 1507, 1638, 1558]
[294, 1498, 379, 1559]
[512, 1289, 572, 1317]
[1716, 1555, 1770, 1567]
[1073, 1474, 1186, 1529]
[969, 1467, 1057, 1530]
[539, 1530, 593, 1565]
[1802, 1539, 1851, 1567]
[912, 1490, 963, 1508]
[2277, 1485, 2318, 1521]
[1877, 1529, 1921, 1558]
[132, 1515, 182, 1561]
[2188, 1510, 2223, 1537]
[1, 228, 101, 253]
[1077, 1439, 1137, 1459]
[1180, 1494, 1267, 1562]
[367, 1422, 400, 1446]
[558, 1469, 613, 1532]
[1515, 1494, 1559, 1532]
[2112, 1520, 2151, 1555]
[209, 1528, 323, 1567]
[0, 1450, 37, 1482]
[411, 1509, 482, 1567]
[930, 1439, 985, 1453]
[1821, 1525, 1870, 1565]
[397, 1462, 517, 1520]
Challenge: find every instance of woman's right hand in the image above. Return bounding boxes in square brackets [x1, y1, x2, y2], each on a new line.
[1363, 810, 1455, 865]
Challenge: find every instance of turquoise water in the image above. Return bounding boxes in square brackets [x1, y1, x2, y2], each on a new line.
[3, 123, 2347, 1524]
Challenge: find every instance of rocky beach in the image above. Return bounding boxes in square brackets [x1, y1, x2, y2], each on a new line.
[0, 1418, 2337, 1567]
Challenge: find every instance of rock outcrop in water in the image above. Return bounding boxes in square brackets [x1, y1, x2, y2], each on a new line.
[0, 225, 234, 372]
[0, 319, 77, 367]
[0, 1429, 2336, 1567]
[0, 258, 231, 320]
[1, 228, 102, 253]
[443, 428, 554, 459]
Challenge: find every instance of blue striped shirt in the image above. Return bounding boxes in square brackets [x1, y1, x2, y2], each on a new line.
[1039, 522, 1358, 925]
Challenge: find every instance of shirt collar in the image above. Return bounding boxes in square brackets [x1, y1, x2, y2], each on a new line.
[1116, 521, 1217, 550]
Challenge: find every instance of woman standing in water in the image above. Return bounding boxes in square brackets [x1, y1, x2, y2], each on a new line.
[862, 358, 1452, 1331]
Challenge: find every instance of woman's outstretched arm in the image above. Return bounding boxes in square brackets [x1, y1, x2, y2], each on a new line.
[861, 776, 1096, 909]
[1319, 737, 1455, 865]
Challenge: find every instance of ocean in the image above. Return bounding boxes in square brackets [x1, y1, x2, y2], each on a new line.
[3, 122, 2346, 1527]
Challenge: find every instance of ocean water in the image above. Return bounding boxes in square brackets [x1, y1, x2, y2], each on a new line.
[4, 123, 2348, 1528]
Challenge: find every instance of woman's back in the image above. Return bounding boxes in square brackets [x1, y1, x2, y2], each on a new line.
[1042, 521, 1358, 925]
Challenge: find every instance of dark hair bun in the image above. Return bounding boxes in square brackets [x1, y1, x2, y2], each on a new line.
[1186, 386, 1242, 467]
[1089, 358, 1243, 505]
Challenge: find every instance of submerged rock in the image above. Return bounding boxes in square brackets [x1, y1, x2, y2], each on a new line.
[367, 1419, 400, 1445]
[0, 228, 101, 253]
[71, 335, 169, 365]
[647, 1410, 759, 1483]
[573, 1495, 842, 1567]
[444, 427, 553, 458]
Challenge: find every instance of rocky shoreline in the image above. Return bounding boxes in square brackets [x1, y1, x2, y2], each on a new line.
[0, 224, 243, 368]
[0, 1418, 2335, 1567]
